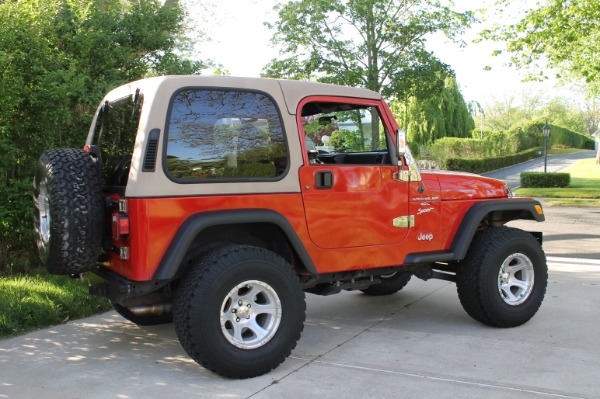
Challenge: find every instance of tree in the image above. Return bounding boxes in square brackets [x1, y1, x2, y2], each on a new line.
[482, 0, 600, 94]
[263, 0, 474, 147]
[481, 92, 594, 136]
[0, 0, 207, 273]
[390, 76, 474, 146]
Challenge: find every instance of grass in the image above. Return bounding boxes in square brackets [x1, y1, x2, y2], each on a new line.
[0, 272, 111, 339]
[516, 158, 600, 205]
[547, 148, 586, 156]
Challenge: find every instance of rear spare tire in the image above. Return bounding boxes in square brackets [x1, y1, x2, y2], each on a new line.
[33, 148, 104, 275]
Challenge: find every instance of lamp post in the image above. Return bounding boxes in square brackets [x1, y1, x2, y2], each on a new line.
[542, 122, 551, 173]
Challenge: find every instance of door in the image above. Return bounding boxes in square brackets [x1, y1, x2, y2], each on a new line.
[298, 98, 410, 249]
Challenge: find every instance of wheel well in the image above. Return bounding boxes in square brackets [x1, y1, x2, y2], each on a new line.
[174, 222, 311, 279]
[482, 209, 537, 226]
[153, 209, 317, 281]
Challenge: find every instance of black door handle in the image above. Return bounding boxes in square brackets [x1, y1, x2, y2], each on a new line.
[315, 171, 333, 188]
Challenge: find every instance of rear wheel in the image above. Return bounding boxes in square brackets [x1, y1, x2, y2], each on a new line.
[33, 148, 103, 275]
[361, 272, 411, 296]
[456, 227, 547, 327]
[173, 245, 305, 378]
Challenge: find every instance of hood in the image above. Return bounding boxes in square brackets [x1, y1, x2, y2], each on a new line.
[423, 170, 510, 201]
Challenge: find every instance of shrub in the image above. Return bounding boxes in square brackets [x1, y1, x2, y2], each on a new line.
[520, 172, 570, 188]
[445, 148, 542, 173]
[0, 178, 35, 275]
[522, 122, 594, 149]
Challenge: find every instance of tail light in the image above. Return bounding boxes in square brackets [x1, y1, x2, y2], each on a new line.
[112, 199, 130, 241]
[112, 211, 130, 240]
[111, 200, 130, 260]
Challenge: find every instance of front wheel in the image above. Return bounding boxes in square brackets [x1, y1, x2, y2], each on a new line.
[456, 227, 547, 327]
[173, 245, 305, 378]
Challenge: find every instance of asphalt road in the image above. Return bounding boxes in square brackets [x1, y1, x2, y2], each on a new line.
[483, 150, 596, 188]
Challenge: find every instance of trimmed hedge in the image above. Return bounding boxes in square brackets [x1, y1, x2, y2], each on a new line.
[445, 147, 542, 174]
[522, 122, 594, 150]
[520, 172, 570, 188]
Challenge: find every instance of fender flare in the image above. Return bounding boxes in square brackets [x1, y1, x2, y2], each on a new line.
[404, 199, 544, 264]
[450, 199, 544, 260]
[152, 209, 317, 280]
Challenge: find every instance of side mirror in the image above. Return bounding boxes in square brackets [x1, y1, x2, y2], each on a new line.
[393, 129, 422, 183]
[396, 129, 407, 157]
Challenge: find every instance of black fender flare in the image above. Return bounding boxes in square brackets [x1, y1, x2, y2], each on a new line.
[450, 199, 544, 260]
[152, 209, 317, 281]
[404, 199, 544, 264]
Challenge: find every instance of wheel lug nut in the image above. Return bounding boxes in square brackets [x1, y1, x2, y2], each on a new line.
[247, 304, 251, 308]
[246, 315, 250, 319]
[238, 300, 243, 305]
[231, 309, 236, 313]
[236, 317, 240, 322]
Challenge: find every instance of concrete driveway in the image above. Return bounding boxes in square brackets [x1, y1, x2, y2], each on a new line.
[1, 253, 599, 398]
[2, 152, 599, 398]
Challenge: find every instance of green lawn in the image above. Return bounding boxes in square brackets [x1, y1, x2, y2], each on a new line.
[547, 148, 586, 156]
[0, 273, 111, 339]
[516, 158, 600, 205]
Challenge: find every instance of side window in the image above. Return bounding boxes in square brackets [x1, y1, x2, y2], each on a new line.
[166, 89, 288, 181]
[301, 102, 391, 165]
[92, 94, 142, 186]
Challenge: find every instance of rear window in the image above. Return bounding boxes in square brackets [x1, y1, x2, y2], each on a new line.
[165, 89, 288, 181]
[91, 93, 142, 186]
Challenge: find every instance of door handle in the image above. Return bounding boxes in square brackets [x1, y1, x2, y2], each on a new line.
[315, 171, 333, 188]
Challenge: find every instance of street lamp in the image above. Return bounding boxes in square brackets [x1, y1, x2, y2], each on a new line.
[542, 122, 551, 173]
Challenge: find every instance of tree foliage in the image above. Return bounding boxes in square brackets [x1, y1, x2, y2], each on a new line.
[482, 0, 600, 94]
[390, 76, 474, 146]
[481, 92, 598, 136]
[265, 0, 473, 95]
[0, 0, 206, 273]
[263, 0, 474, 148]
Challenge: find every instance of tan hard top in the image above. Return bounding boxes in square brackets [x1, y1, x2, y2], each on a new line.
[127, 75, 382, 115]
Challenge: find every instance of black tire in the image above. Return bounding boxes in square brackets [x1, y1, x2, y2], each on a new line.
[361, 272, 411, 296]
[33, 148, 104, 275]
[173, 245, 305, 379]
[456, 227, 547, 327]
[112, 303, 173, 326]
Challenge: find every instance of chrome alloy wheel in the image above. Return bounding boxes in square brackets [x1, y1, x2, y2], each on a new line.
[220, 280, 282, 349]
[497, 253, 535, 306]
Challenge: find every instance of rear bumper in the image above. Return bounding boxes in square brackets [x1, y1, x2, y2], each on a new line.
[83, 267, 167, 303]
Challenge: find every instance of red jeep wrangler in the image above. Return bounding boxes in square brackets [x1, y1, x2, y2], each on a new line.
[34, 76, 547, 378]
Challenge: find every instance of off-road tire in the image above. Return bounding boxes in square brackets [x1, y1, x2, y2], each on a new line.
[112, 303, 173, 326]
[361, 272, 411, 296]
[456, 227, 547, 327]
[173, 245, 305, 379]
[33, 148, 104, 275]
